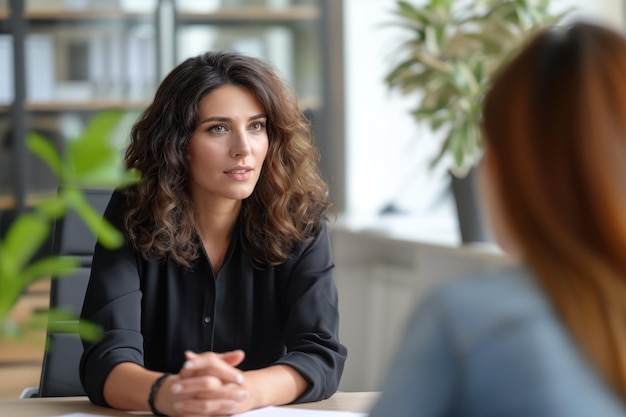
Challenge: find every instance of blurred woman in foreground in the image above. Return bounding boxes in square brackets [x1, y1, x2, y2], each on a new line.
[369, 22, 626, 417]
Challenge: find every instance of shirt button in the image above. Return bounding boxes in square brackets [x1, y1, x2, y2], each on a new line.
[203, 316, 212, 324]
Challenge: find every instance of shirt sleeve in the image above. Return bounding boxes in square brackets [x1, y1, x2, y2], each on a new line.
[79, 190, 144, 407]
[273, 221, 348, 403]
[368, 291, 459, 417]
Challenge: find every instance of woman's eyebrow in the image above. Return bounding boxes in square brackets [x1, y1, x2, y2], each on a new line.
[199, 116, 230, 124]
[199, 114, 266, 125]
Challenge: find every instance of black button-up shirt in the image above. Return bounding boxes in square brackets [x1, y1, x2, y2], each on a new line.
[80, 191, 347, 406]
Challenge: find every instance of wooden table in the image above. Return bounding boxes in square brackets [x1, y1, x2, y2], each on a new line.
[0, 391, 379, 417]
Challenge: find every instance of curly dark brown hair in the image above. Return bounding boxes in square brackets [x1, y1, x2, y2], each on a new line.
[123, 51, 332, 268]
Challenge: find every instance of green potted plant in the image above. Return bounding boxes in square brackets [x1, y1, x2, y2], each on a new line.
[0, 110, 139, 338]
[384, 0, 570, 241]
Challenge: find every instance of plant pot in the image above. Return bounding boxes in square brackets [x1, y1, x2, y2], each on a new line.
[450, 168, 490, 244]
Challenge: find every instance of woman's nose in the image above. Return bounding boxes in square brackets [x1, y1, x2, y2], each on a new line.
[230, 129, 252, 158]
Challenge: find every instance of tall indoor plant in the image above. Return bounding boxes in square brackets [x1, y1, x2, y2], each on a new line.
[385, 0, 570, 241]
[0, 110, 138, 338]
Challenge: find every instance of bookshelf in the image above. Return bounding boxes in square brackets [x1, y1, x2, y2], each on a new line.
[0, 0, 344, 220]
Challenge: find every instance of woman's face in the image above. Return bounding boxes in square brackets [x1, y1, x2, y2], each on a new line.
[187, 84, 269, 205]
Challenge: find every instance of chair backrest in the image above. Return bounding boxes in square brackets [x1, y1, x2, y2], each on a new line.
[38, 188, 113, 397]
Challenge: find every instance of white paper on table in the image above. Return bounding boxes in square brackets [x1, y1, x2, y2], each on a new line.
[234, 406, 367, 417]
[43, 407, 367, 417]
[43, 414, 112, 417]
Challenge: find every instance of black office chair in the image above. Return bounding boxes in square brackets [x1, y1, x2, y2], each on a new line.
[20, 188, 113, 398]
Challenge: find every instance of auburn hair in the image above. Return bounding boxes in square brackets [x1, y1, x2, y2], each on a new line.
[123, 51, 332, 268]
[483, 22, 626, 398]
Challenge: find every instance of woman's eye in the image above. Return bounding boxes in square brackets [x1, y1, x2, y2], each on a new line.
[209, 125, 226, 134]
[249, 121, 265, 131]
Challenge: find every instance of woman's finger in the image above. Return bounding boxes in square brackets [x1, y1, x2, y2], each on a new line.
[171, 375, 222, 395]
[179, 351, 245, 384]
[186, 349, 245, 367]
[171, 376, 248, 401]
[180, 359, 244, 385]
[217, 350, 246, 366]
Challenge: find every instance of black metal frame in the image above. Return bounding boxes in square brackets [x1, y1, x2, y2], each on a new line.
[9, 0, 27, 214]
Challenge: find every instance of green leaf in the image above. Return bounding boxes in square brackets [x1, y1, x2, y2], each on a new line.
[26, 132, 63, 180]
[19, 256, 79, 285]
[430, 128, 454, 169]
[77, 319, 102, 342]
[431, 113, 452, 131]
[32, 195, 68, 219]
[452, 62, 479, 95]
[0, 276, 21, 326]
[66, 109, 125, 184]
[67, 140, 117, 183]
[70, 193, 124, 249]
[425, 25, 440, 54]
[412, 107, 440, 118]
[78, 109, 125, 146]
[33, 309, 102, 342]
[2, 213, 50, 273]
[451, 122, 467, 169]
[396, 1, 440, 27]
[385, 58, 422, 86]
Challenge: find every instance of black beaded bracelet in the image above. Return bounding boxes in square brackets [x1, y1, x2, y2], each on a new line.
[148, 373, 172, 416]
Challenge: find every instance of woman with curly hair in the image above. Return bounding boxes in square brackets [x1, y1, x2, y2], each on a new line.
[79, 51, 346, 416]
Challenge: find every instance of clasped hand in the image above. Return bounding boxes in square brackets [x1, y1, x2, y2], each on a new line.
[163, 350, 249, 416]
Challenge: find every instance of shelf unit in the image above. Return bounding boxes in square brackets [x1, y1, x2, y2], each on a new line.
[0, 0, 344, 226]
[177, 6, 320, 22]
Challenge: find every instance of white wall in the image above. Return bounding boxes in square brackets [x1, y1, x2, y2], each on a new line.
[332, 226, 512, 391]
[557, 0, 624, 28]
[342, 0, 624, 243]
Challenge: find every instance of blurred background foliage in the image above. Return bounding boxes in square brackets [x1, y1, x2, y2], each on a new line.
[0, 109, 139, 340]
[385, 0, 571, 177]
